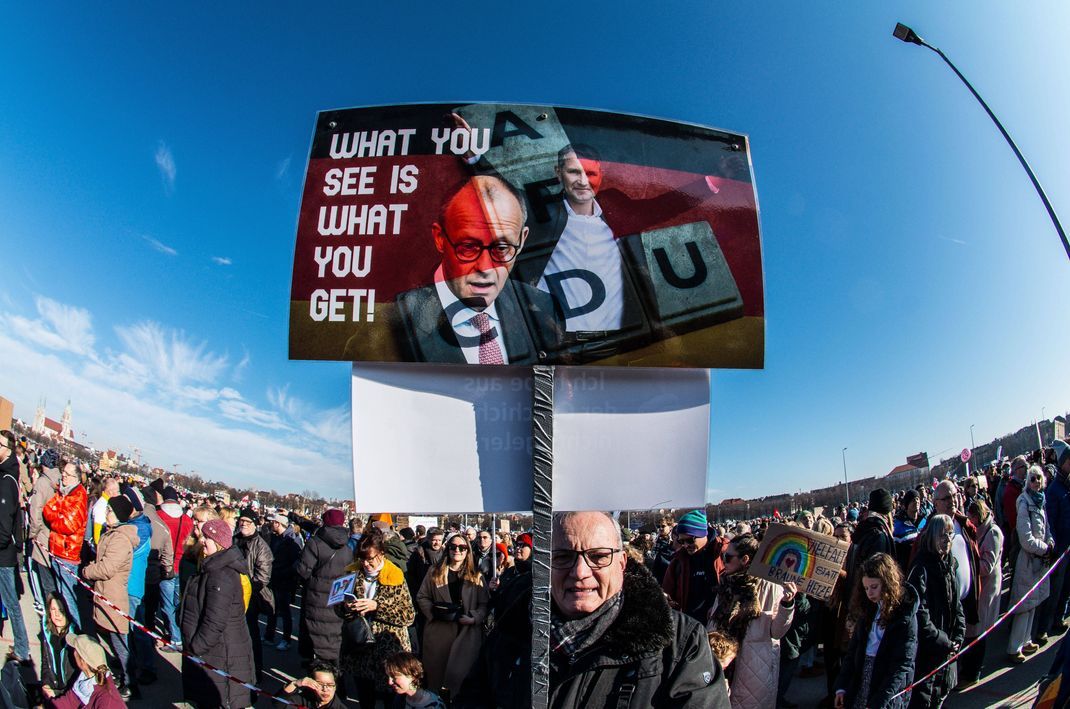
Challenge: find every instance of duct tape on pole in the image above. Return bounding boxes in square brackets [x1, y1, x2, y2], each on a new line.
[531, 364, 554, 709]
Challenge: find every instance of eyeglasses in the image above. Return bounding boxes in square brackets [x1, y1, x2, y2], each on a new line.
[441, 230, 520, 264]
[360, 554, 384, 564]
[447, 544, 469, 552]
[721, 552, 738, 562]
[550, 547, 621, 569]
[677, 536, 697, 547]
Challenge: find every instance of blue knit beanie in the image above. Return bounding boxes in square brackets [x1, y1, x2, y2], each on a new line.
[677, 510, 708, 538]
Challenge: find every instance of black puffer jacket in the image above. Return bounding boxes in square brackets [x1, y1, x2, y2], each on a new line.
[550, 560, 730, 709]
[908, 550, 965, 687]
[0, 455, 22, 568]
[836, 583, 919, 709]
[295, 524, 352, 661]
[181, 544, 255, 709]
[235, 531, 274, 614]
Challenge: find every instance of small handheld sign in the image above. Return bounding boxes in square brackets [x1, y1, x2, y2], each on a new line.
[960, 448, 972, 463]
[327, 573, 357, 606]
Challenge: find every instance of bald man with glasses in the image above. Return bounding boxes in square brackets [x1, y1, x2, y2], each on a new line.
[387, 174, 566, 364]
[548, 511, 728, 708]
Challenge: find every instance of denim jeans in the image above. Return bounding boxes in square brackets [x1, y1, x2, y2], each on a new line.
[158, 577, 181, 645]
[0, 566, 29, 659]
[101, 630, 130, 686]
[51, 558, 82, 632]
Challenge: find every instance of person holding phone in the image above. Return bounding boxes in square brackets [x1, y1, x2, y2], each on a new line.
[336, 528, 414, 709]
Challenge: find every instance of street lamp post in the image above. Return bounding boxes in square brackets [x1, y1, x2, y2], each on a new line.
[970, 424, 975, 450]
[842, 447, 850, 506]
[893, 23, 1070, 263]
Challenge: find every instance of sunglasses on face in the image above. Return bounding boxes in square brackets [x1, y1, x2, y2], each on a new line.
[448, 545, 468, 552]
[721, 552, 738, 562]
[677, 536, 697, 546]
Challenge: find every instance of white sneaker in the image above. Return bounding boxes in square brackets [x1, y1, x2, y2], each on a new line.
[275, 640, 291, 651]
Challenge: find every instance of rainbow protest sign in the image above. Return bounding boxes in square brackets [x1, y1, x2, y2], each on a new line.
[750, 523, 850, 600]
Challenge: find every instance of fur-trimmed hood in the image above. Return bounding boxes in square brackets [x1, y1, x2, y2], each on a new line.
[597, 558, 674, 657]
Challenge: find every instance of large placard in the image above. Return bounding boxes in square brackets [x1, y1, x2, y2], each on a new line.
[350, 363, 534, 513]
[749, 523, 850, 600]
[290, 103, 764, 368]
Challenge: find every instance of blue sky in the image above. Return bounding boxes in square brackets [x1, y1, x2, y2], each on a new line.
[1, 3, 1068, 501]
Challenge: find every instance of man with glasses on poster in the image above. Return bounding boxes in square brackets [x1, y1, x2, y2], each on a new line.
[391, 174, 565, 364]
[548, 511, 728, 707]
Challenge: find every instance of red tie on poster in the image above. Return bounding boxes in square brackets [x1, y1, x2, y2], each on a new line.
[473, 312, 505, 365]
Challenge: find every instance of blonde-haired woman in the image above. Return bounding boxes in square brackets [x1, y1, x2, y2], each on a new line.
[1007, 465, 1053, 663]
[417, 532, 488, 697]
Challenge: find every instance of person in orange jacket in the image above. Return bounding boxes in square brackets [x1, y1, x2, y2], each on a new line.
[42, 459, 89, 632]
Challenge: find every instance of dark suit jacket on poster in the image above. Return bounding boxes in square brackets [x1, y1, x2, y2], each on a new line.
[393, 279, 565, 364]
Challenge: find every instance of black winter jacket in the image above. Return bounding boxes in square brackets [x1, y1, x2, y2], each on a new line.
[0, 455, 21, 567]
[836, 583, 919, 709]
[268, 527, 303, 591]
[181, 545, 255, 709]
[295, 525, 352, 661]
[235, 530, 275, 614]
[550, 560, 730, 709]
[908, 550, 965, 682]
[844, 515, 895, 605]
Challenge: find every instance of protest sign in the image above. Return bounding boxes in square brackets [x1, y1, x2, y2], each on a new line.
[749, 523, 850, 600]
[289, 103, 764, 368]
[551, 367, 709, 511]
[327, 573, 357, 606]
[351, 363, 534, 513]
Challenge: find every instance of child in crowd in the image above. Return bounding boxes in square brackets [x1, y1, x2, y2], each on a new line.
[280, 659, 344, 709]
[384, 652, 447, 709]
[707, 631, 738, 699]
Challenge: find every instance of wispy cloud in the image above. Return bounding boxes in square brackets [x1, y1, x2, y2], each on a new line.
[115, 321, 228, 394]
[275, 156, 292, 181]
[142, 236, 178, 256]
[1, 295, 353, 496]
[3, 295, 95, 356]
[211, 256, 232, 266]
[938, 235, 968, 246]
[155, 141, 176, 192]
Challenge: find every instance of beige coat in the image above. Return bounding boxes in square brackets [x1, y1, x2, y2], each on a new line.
[417, 569, 489, 696]
[969, 519, 1004, 634]
[1011, 492, 1053, 614]
[707, 578, 794, 709]
[83, 523, 138, 633]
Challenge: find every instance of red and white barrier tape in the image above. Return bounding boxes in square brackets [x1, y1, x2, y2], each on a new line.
[889, 544, 1070, 700]
[37, 538, 306, 707]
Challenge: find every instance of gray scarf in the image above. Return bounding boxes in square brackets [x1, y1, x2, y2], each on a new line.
[550, 591, 623, 660]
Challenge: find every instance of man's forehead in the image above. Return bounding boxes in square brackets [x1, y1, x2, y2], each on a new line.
[556, 512, 619, 547]
[443, 182, 523, 240]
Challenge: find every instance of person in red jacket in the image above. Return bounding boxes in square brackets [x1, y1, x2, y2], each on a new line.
[153, 485, 193, 650]
[42, 459, 88, 632]
[1002, 456, 1028, 575]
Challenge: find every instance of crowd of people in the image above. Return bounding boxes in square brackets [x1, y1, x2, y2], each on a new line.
[2, 426, 1070, 708]
[619, 441, 1070, 709]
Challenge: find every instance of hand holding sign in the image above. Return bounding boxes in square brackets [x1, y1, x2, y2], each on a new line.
[750, 523, 850, 600]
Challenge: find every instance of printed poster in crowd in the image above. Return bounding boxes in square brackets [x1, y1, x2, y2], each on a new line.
[749, 523, 850, 600]
[327, 573, 357, 606]
[289, 102, 765, 368]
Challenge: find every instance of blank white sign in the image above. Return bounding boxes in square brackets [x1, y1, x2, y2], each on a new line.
[351, 363, 534, 513]
[552, 367, 710, 511]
